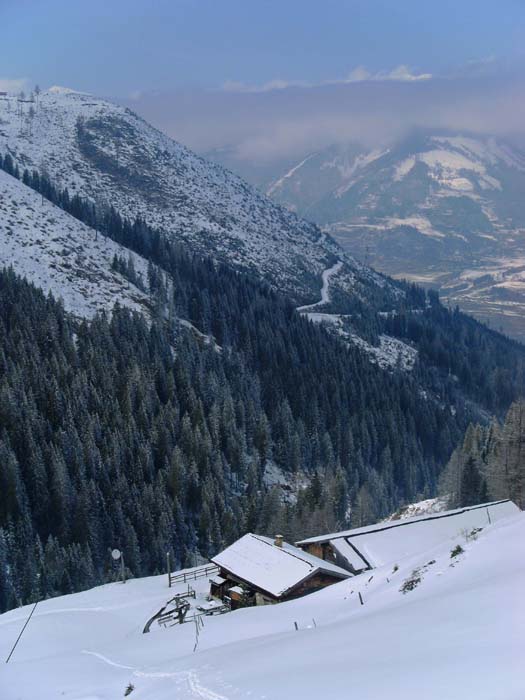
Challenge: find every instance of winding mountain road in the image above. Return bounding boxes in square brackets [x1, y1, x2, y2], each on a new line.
[297, 260, 343, 313]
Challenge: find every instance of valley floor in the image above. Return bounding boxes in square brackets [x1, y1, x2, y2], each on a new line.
[0, 513, 523, 699]
[333, 229, 525, 342]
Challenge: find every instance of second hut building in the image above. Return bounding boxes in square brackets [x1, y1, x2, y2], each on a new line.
[210, 533, 351, 608]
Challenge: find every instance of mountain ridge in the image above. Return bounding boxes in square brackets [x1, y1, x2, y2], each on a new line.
[0, 87, 395, 314]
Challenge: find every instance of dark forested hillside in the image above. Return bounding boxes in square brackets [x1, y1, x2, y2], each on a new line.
[380, 296, 524, 416]
[0, 268, 453, 612]
[2, 151, 523, 419]
[1, 156, 525, 614]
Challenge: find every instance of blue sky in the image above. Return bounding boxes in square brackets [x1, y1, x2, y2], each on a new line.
[2, 0, 524, 95]
[2, 1, 524, 158]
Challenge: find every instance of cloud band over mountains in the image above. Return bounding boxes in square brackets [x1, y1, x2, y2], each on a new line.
[123, 63, 525, 162]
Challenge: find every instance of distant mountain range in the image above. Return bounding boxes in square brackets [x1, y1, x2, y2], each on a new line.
[209, 132, 525, 341]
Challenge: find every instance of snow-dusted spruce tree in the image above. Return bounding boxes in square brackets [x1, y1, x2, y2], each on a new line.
[482, 420, 505, 500]
[460, 456, 486, 507]
[439, 423, 486, 508]
[441, 399, 525, 509]
[500, 400, 525, 508]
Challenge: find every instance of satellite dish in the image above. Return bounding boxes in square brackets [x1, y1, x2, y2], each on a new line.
[111, 548, 121, 561]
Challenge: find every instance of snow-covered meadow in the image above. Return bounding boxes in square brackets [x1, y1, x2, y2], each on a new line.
[1, 511, 523, 700]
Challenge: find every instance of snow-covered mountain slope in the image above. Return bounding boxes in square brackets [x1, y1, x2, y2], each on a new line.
[1, 511, 523, 699]
[244, 132, 525, 340]
[0, 88, 393, 311]
[0, 168, 150, 318]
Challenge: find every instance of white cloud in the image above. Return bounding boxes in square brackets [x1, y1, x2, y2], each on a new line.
[126, 63, 524, 163]
[344, 64, 432, 83]
[382, 65, 432, 82]
[221, 78, 311, 93]
[0, 77, 29, 93]
[221, 65, 432, 93]
[345, 66, 372, 82]
[467, 54, 496, 67]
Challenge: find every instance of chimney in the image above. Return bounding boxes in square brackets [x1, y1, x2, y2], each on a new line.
[274, 534, 284, 548]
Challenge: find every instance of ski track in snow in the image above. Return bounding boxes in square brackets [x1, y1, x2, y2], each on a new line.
[297, 260, 343, 312]
[185, 671, 229, 700]
[0, 607, 107, 628]
[82, 650, 135, 671]
[82, 650, 230, 700]
[0, 599, 166, 628]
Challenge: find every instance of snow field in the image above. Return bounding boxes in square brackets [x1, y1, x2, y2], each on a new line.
[0, 512, 523, 699]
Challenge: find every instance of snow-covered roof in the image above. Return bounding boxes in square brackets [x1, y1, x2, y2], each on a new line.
[297, 500, 520, 568]
[330, 538, 370, 571]
[212, 533, 351, 598]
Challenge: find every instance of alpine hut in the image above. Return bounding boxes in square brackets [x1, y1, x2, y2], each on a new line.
[296, 499, 520, 574]
[210, 533, 351, 607]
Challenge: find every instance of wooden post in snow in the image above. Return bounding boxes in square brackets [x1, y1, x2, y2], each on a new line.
[5, 601, 38, 664]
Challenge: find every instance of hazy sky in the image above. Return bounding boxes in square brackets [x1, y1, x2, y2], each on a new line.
[3, 1, 525, 158]
[3, 0, 525, 93]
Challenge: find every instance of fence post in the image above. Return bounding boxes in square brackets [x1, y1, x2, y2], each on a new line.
[167, 552, 172, 588]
